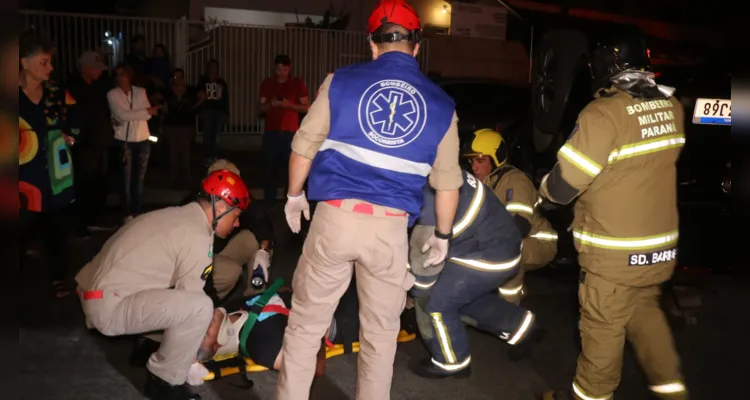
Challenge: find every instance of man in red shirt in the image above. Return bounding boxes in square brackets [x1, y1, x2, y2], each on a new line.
[259, 54, 309, 204]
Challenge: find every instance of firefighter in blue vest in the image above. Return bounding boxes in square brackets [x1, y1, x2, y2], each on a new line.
[277, 1, 463, 398]
[408, 170, 546, 378]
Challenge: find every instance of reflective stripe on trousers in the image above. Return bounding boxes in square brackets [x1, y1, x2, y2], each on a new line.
[573, 230, 678, 250]
[422, 260, 530, 372]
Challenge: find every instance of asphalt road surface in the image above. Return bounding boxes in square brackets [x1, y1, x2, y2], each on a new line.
[14, 149, 747, 400]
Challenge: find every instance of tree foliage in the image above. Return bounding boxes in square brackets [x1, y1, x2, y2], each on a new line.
[301, 5, 349, 31]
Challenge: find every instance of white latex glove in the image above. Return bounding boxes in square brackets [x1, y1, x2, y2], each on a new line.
[420, 233, 449, 267]
[186, 362, 209, 386]
[284, 191, 310, 233]
[253, 249, 271, 281]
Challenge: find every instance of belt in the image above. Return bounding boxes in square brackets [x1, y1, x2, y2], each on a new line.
[77, 289, 103, 300]
[325, 199, 407, 217]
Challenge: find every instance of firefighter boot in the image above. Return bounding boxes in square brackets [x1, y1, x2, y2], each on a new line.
[408, 358, 471, 380]
[507, 323, 547, 362]
[144, 370, 202, 400]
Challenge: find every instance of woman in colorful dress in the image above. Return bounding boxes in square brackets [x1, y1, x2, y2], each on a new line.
[19, 32, 80, 298]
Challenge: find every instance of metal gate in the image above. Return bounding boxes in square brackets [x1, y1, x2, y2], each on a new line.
[20, 10, 430, 134]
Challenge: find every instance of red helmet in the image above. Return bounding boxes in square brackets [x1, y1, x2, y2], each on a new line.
[367, 0, 421, 34]
[201, 169, 250, 211]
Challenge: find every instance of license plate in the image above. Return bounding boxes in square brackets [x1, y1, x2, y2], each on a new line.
[692, 98, 731, 125]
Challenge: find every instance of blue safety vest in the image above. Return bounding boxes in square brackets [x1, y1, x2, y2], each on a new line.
[419, 170, 522, 262]
[308, 51, 455, 226]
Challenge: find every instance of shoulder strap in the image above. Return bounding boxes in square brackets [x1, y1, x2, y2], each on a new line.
[239, 277, 285, 357]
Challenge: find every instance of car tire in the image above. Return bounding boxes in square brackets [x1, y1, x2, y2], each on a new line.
[531, 29, 589, 137]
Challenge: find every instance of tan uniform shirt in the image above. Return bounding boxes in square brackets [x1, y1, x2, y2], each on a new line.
[75, 203, 214, 296]
[540, 88, 685, 286]
[485, 167, 557, 242]
[291, 73, 463, 191]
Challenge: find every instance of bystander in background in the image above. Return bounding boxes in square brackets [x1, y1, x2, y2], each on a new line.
[258, 54, 309, 204]
[196, 59, 229, 166]
[163, 68, 198, 187]
[67, 51, 116, 234]
[107, 63, 159, 224]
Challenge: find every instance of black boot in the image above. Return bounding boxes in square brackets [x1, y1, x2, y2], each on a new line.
[144, 370, 202, 400]
[129, 336, 161, 367]
[507, 324, 547, 362]
[408, 358, 471, 379]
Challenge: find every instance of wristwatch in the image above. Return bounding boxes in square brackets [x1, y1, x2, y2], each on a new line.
[434, 228, 453, 240]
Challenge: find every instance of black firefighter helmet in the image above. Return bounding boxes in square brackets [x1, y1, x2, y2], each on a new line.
[590, 26, 651, 88]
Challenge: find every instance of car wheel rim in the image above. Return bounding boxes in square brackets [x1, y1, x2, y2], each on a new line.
[534, 49, 557, 114]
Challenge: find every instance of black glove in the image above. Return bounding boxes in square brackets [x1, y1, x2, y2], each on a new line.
[535, 196, 559, 213]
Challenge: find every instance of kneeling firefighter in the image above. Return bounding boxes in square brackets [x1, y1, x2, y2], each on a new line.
[464, 129, 558, 304]
[408, 170, 545, 378]
[539, 28, 687, 400]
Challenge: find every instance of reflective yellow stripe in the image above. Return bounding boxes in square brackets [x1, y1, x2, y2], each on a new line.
[499, 284, 523, 295]
[414, 279, 436, 289]
[507, 311, 534, 345]
[608, 134, 685, 164]
[430, 312, 456, 364]
[530, 231, 558, 241]
[431, 355, 471, 371]
[452, 179, 484, 237]
[450, 253, 522, 271]
[558, 144, 602, 177]
[572, 382, 613, 400]
[506, 202, 534, 215]
[649, 381, 687, 394]
[573, 229, 678, 250]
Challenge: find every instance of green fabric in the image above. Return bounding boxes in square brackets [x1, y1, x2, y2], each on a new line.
[238, 277, 285, 357]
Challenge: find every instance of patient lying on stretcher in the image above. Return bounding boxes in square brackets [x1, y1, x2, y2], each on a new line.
[196, 276, 418, 378]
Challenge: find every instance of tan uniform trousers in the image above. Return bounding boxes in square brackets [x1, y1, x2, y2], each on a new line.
[499, 236, 557, 304]
[213, 229, 260, 299]
[276, 200, 410, 400]
[573, 272, 686, 400]
[80, 289, 214, 385]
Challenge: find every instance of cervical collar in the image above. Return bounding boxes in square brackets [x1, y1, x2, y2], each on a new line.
[214, 308, 250, 357]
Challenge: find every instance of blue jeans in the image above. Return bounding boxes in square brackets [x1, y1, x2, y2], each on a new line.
[412, 259, 528, 371]
[117, 140, 150, 216]
[202, 109, 223, 161]
[262, 130, 294, 202]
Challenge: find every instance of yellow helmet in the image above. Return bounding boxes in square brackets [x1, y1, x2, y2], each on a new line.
[463, 128, 508, 168]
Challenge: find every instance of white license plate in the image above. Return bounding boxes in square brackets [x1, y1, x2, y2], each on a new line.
[692, 98, 731, 125]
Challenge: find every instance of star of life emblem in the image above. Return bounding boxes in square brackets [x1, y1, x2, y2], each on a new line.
[358, 79, 428, 149]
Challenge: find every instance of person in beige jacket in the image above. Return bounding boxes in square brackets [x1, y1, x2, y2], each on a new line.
[75, 169, 250, 400]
